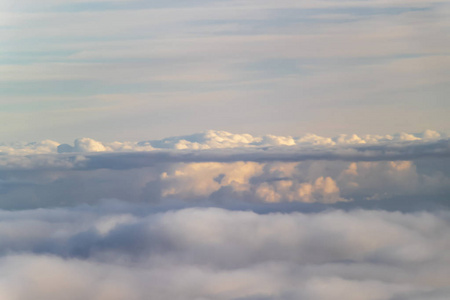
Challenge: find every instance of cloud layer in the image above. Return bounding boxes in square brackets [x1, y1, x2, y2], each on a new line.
[0, 130, 448, 299]
[0, 129, 446, 155]
[0, 205, 449, 300]
[0, 130, 448, 210]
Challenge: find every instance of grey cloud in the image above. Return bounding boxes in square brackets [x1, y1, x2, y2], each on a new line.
[78, 139, 450, 170]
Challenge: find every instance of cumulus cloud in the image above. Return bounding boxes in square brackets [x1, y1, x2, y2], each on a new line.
[0, 130, 447, 209]
[0, 129, 444, 156]
[88, 129, 447, 152]
[0, 140, 60, 155]
[0, 159, 447, 210]
[0, 204, 449, 299]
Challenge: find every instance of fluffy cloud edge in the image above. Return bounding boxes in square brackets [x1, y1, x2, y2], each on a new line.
[0, 129, 446, 156]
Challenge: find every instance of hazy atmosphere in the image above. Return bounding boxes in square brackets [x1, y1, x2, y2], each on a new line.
[2, 0, 450, 141]
[1, 0, 450, 299]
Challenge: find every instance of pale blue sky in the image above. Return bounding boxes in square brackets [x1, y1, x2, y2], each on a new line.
[1, 0, 450, 142]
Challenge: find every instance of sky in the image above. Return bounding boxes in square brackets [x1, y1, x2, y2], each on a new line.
[1, 1, 450, 300]
[2, 0, 450, 142]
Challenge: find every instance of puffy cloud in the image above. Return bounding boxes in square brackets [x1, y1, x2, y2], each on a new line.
[58, 138, 154, 153]
[156, 162, 342, 204]
[297, 133, 336, 146]
[0, 132, 447, 299]
[395, 133, 422, 142]
[0, 130, 447, 210]
[334, 134, 367, 145]
[0, 205, 449, 299]
[121, 129, 446, 151]
[421, 129, 442, 140]
[253, 175, 345, 204]
[73, 138, 108, 152]
[160, 162, 263, 199]
[0, 140, 60, 155]
[0, 129, 443, 155]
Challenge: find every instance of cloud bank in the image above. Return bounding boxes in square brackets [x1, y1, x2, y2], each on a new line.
[0, 129, 446, 155]
[0, 205, 449, 300]
[0, 130, 447, 210]
[0, 130, 448, 299]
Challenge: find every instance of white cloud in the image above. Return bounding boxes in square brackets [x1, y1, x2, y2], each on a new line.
[0, 205, 449, 299]
[1, 129, 429, 155]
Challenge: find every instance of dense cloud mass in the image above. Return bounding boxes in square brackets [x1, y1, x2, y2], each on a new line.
[0, 130, 448, 209]
[0, 204, 449, 300]
[0, 130, 449, 299]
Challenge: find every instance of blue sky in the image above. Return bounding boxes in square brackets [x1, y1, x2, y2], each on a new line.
[1, 0, 450, 142]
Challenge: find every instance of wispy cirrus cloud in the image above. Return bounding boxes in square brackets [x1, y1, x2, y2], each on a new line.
[2, 0, 450, 140]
